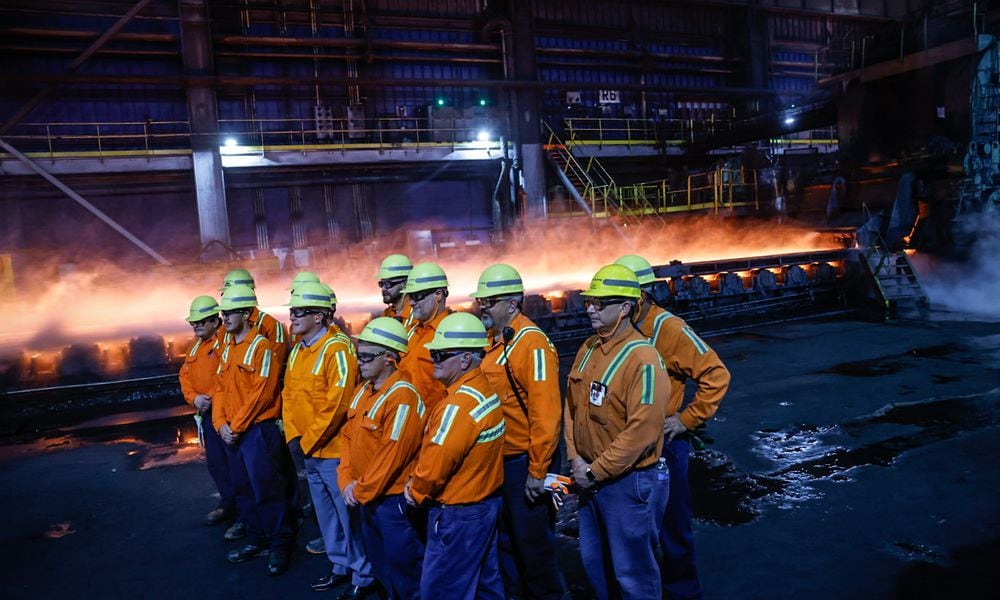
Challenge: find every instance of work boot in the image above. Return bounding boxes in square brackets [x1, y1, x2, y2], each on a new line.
[204, 507, 233, 526]
[311, 573, 349, 592]
[227, 543, 269, 564]
[335, 584, 379, 600]
[305, 537, 325, 555]
[224, 521, 247, 541]
[267, 547, 291, 576]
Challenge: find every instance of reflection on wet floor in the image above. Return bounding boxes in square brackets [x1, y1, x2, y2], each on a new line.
[823, 344, 963, 378]
[693, 389, 1000, 525]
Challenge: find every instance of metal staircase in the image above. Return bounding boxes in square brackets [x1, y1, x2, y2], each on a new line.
[543, 122, 667, 228]
[860, 234, 929, 318]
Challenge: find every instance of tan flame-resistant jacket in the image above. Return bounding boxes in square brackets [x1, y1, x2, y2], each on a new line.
[636, 304, 730, 430]
[338, 370, 426, 504]
[480, 313, 562, 480]
[564, 328, 671, 480]
[281, 325, 358, 458]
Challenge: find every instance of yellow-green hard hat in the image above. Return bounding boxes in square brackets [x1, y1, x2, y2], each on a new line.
[614, 254, 655, 286]
[186, 295, 220, 322]
[425, 312, 488, 350]
[289, 271, 320, 290]
[470, 263, 524, 298]
[376, 254, 413, 280]
[219, 284, 258, 310]
[287, 281, 332, 309]
[220, 268, 255, 292]
[403, 262, 448, 294]
[582, 264, 641, 299]
[357, 317, 409, 353]
[318, 282, 337, 305]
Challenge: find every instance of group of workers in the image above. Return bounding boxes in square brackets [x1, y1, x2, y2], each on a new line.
[178, 252, 730, 600]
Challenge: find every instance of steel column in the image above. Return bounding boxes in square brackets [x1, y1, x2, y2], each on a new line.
[180, 0, 231, 255]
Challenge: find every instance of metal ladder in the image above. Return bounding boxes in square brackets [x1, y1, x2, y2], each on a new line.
[860, 234, 929, 317]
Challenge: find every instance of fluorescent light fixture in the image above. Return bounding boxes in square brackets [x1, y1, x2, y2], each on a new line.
[477, 130, 491, 142]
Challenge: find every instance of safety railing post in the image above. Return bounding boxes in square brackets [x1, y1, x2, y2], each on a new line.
[46, 124, 53, 156]
[143, 121, 150, 153]
[96, 124, 103, 156]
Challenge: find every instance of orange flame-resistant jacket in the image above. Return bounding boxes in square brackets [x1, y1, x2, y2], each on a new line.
[564, 328, 672, 481]
[398, 307, 453, 411]
[408, 368, 505, 506]
[212, 329, 282, 435]
[281, 325, 358, 458]
[636, 304, 730, 430]
[179, 328, 225, 405]
[382, 298, 417, 332]
[480, 313, 562, 480]
[338, 370, 426, 504]
[222, 307, 288, 366]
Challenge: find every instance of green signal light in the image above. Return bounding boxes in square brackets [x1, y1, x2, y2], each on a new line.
[436, 98, 445, 106]
[479, 99, 486, 106]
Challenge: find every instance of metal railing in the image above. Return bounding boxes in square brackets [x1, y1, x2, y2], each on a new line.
[554, 116, 736, 146]
[1, 117, 505, 158]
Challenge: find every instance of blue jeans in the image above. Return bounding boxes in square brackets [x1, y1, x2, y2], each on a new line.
[660, 436, 703, 599]
[225, 420, 296, 550]
[362, 494, 425, 599]
[422, 495, 504, 600]
[498, 455, 564, 599]
[305, 457, 373, 587]
[202, 408, 235, 512]
[578, 467, 669, 600]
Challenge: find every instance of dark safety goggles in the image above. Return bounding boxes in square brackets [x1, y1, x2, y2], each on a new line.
[429, 350, 464, 364]
[356, 350, 388, 364]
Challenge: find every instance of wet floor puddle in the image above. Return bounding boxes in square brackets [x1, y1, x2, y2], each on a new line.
[823, 344, 964, 378]
[690, 390, 1000, 526]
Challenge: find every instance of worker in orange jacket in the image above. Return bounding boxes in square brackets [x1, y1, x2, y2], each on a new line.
[376, 254, 416, 331]
[471, 264, 564, 599]
[615, 255, 730, 600]
[404, 313, 506, 600]
[398, 261, 452, 410]
[179, 295, 240, 533]
[280, 282, 374, 599]
[339, 317, 426, 600]
[212, 284, 297, 577]
[220, 268, 289, 365]
[564, 265, 672, 600]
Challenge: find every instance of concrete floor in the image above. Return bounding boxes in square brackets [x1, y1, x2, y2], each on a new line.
[1, 309, 998, 599]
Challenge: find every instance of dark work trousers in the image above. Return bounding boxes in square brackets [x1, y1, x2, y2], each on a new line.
[201, 408, 236, 513]
[226, 420, 297, 551]
[578, 467, 669, 600]
[286, 438, 312, 516]
[497, 454, 565, 599]
[659, 436, 703, 599]
[422, 495, 504, 600]
[362, 494, 426, 600]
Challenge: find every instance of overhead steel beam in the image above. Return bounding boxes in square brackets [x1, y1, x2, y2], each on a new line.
[820, 37, 978, 85]
[0, 0, 155, 136]
[0, 137, 171, 265]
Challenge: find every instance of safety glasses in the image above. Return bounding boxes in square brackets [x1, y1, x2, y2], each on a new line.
[289, 308, 321, 319]
[429, 350, 464, 364]
[583, 298, 623, 311]
[356, 350, 388, 364]
[378, 278, 407, 290]
[409, 288, 437, 302]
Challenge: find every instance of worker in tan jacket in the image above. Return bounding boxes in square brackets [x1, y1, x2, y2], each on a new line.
[616, 254, 730, 600]
[564, 265, 672, 600]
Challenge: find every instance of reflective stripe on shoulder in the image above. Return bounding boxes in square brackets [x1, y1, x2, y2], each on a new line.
[599, 339, 655, 386]
[533, 348, 546, 382]
[311, 338, 340, 376]
[682, 326, 709, 355]
[431, 404, 460, 445]
[457, 386, 500, 423]
[576, 339, 599, 372]
[243, 335, 268, 366]
[496, 326, 547, 366]
[188, 338, 202, 358]
[349, 381, 370, 411]
[651, 310, 675, 343]
[389, 404, 410, 441]
[287, 344, 302, 371]
[476, 419, 505, 444]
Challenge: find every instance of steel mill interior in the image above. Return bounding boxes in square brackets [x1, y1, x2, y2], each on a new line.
[0, 0, 998, 598]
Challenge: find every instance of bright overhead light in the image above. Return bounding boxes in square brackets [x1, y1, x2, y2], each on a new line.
[784, 117, 795, 125]
[224, 138, 238, 147]
[477, 130, 490, 142]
